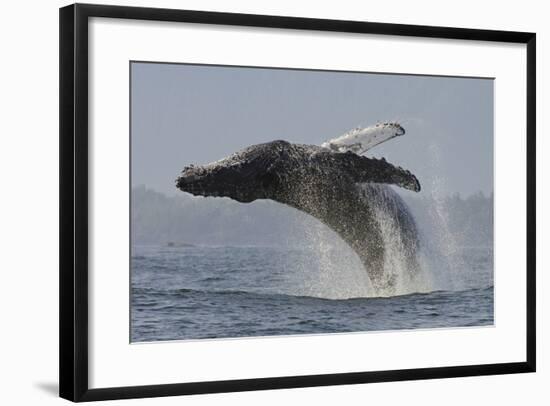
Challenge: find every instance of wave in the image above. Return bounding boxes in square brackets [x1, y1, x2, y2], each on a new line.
[132, 284, 494, 303]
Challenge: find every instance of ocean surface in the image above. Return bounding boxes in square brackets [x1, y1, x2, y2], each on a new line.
[131, 244, 493, 342]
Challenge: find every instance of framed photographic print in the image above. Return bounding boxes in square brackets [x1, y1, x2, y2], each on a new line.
[59, 3, 536, 402]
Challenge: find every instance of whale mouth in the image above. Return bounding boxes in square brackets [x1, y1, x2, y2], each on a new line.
[176, 179, 242, 199]
[176, 172, 221, 197]
[176, 166, 214, 196]
[176, 165, 259, 202]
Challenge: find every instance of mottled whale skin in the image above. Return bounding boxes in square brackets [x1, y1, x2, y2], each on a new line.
[176, 140, 421, 292]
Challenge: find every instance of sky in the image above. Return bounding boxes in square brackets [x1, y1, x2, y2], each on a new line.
[131, 62, 493, 198]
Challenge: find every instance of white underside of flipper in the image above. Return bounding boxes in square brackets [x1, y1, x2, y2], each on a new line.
[321, 122, 405, 155]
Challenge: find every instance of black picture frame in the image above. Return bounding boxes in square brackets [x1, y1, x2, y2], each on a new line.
[59, 3, 536, 402]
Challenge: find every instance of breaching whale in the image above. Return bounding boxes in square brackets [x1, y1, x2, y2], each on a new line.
[176, 123, 421, 292]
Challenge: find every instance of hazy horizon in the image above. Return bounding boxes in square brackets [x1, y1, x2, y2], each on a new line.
[131, 62, 493, 197]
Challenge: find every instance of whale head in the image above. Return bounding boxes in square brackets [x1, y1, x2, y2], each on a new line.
[176, 140, 291, 203]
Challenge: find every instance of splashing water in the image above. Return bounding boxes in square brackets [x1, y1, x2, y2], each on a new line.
[284, 185, 436, 300]
[287, 216, 373, 299]
[421, 143, 469, 291]
[281, 139, 480, 300]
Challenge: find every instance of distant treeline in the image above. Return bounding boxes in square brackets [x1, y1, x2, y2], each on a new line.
[131, 186, 493, 247]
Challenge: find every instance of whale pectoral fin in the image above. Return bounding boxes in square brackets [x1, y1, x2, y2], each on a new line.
[372, 160, 421, 192]
[358, 156, 421, 192]
[321, 122, 406, 154]
[326, 152, 421, 192]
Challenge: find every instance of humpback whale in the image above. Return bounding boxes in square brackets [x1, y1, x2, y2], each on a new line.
[176, 123, 421, 292]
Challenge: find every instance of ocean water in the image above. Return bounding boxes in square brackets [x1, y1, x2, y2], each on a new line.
[131, 244, 493, 342]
